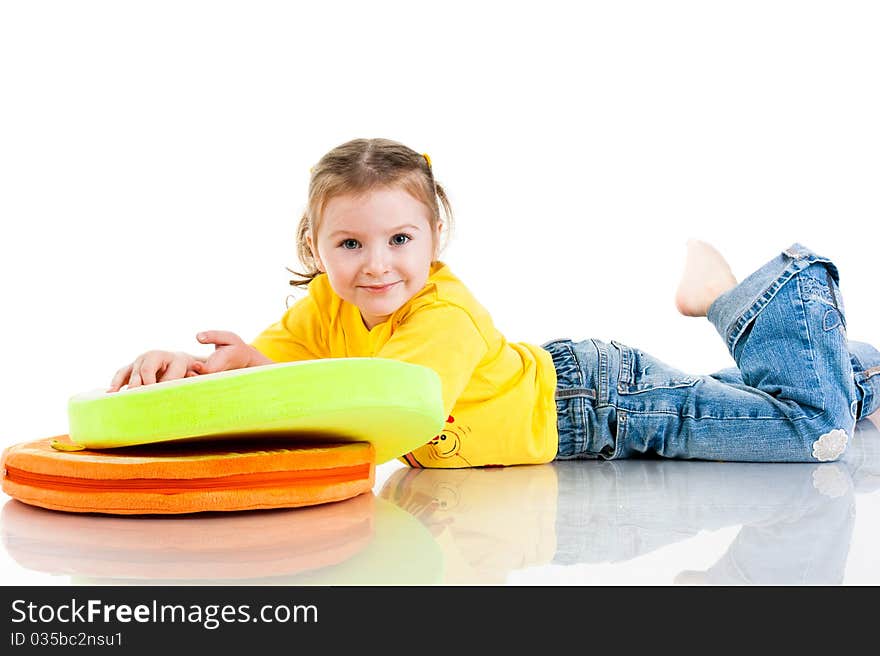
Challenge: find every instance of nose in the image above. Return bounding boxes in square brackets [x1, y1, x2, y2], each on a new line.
[362, 244, 392, 276]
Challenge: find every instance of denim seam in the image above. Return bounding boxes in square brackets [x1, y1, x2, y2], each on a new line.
[613, 340, 632, 393]
[623, 410, 793, 420]
[623, 409, 830, 427]
[592, 339, 609, 405]
[824, 269, 847, 329]
[574, 341, 589, 456]
[556, 387, 596, 400]
[794, 276, 826, 416]
[610, 411, 626, 459]
[562, 341, 587, 456]
[616, 381, 701, 395]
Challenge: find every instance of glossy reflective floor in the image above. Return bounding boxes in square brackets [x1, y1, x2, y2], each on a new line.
[3, 415, 880, 585]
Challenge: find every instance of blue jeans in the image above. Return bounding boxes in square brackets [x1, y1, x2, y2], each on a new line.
[542, 243, 880, 463]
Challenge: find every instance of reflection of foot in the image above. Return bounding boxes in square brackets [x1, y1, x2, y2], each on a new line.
[867, 410, 880, 432]
[674, 569, 710, 585]
[675, 239, 738, 317]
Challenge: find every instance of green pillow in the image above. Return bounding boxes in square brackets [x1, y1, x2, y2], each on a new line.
[68, 358, 444, 464]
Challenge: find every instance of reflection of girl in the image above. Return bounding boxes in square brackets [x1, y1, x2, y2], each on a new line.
[381, 466, 558, 583]
[381, 420, 879, 584]
[554, 458, 855, 584]
[557, 419, 880, 583]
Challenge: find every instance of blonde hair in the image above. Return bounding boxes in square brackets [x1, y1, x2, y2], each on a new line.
[287, 138, 454, 288]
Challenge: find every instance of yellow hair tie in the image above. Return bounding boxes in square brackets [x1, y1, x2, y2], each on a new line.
[422, 153, 432, 168]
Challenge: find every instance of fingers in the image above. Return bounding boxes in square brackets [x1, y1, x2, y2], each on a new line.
[136, 352, 164, 386]
[122, 355, 147, 389]
[198, 349, 234, 375]
[108, 351, 175, 392]
[197, 330, 243, 348]
[157, 357, 188, 383]
[107, 358, 145, 392]
[108, 363, 133, 393]
[108, 344, 217, 393]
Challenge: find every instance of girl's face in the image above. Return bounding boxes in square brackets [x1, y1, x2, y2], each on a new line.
[308, 186, 441, 330]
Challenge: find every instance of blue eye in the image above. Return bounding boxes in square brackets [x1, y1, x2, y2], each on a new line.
[337, 235, 410, 249]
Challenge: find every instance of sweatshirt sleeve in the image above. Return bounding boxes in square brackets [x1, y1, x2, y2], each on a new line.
[249, 294, 327, 362]
[375, 302, 488, 417]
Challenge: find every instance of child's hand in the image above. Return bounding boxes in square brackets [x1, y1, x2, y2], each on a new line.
[106, 331, 271, 393]
[107, 350, 201, 393]
[191, 330, 266, 375]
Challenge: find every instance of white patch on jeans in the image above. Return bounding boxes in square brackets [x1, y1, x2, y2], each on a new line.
[811, 429, 848, 462]
[812, 464, 849, 498]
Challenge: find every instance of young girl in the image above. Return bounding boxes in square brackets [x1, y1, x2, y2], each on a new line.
[107, 138, 880, 467]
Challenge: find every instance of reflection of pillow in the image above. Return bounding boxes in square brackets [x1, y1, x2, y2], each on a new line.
[68, 358, 445, 464]
[1, 435, 374, 514]
[0, 495, 444, 585]
[0, 492, 375, 580]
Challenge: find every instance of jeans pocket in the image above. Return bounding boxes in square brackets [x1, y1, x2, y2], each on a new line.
[612, 340, 701, 395]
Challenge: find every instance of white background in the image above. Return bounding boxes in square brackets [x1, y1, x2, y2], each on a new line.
[1, 1, 878, 584]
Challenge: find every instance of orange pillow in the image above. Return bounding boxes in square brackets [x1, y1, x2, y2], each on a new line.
[1, 435, 374, 515]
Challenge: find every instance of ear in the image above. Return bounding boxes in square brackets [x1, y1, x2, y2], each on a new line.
[432, 221, 445, 259]
[306, 233, 325, 272]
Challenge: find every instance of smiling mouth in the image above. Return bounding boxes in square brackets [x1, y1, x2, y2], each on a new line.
[360, 282, 400, 293]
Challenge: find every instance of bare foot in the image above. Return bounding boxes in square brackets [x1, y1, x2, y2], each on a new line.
[675, 239, 738, 317]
